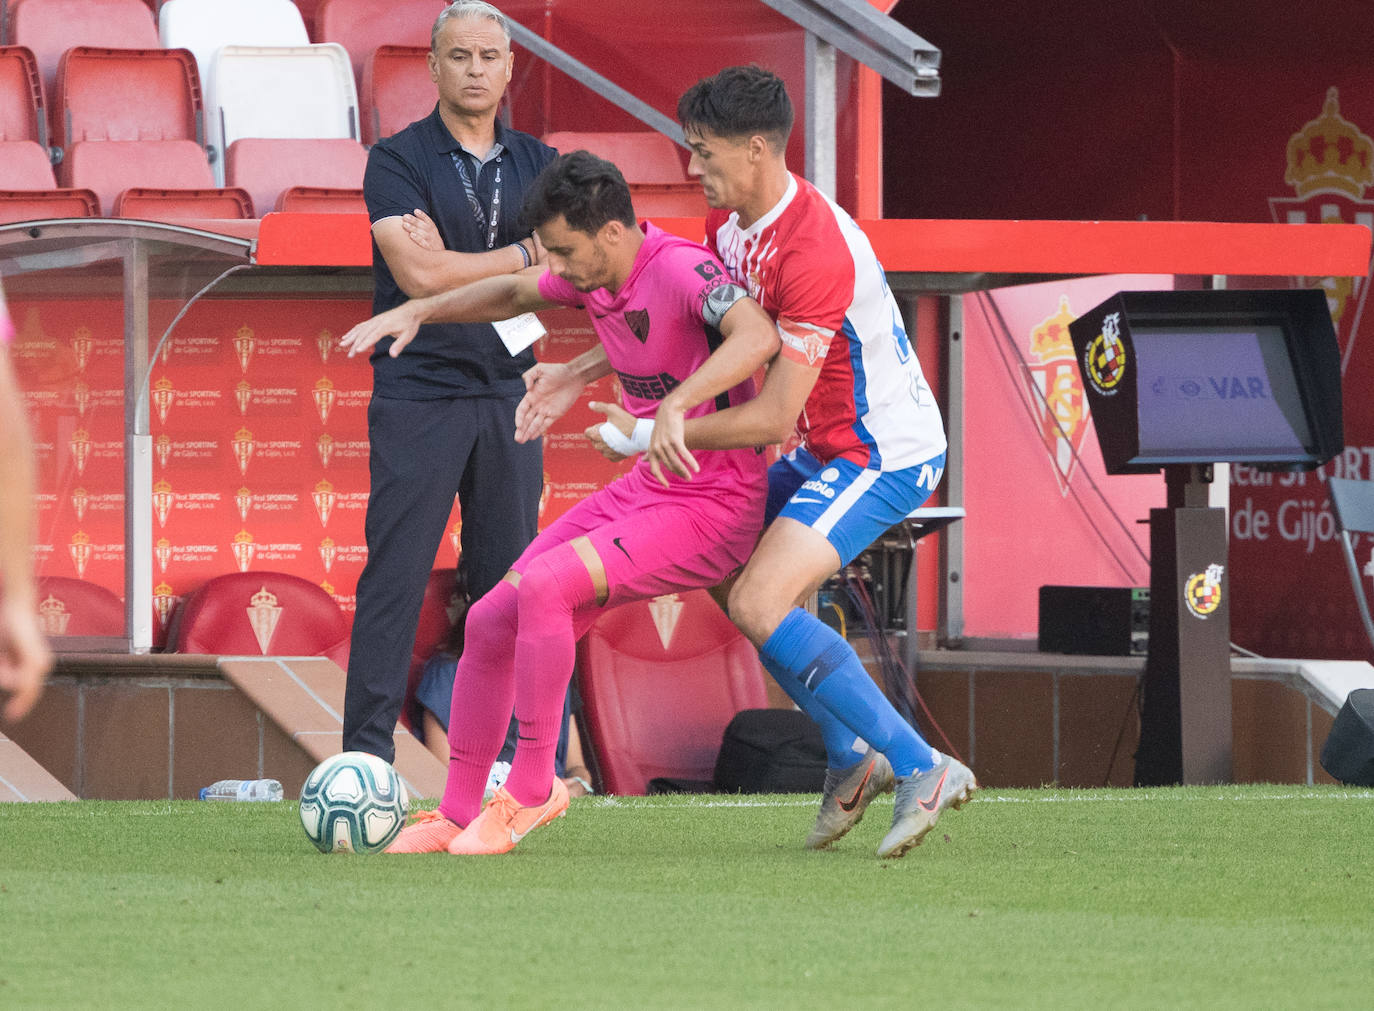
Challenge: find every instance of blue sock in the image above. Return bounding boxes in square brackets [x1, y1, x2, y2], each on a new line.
[758, 653, 868, 769]
[760, 608, 935, 777]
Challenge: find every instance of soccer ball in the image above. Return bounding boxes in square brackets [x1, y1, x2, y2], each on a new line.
[298, 751, 409, 854]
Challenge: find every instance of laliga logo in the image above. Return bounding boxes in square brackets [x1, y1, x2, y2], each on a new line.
[69, 531, 91, 577]
[151, 376, 175, 425]
[152, 479, 174, 526]
[1084, 312, 1127, 397]
[319, 537, 336, 573]
[246, 586, 283, 654]
[71, 486, 89, 523]
[313, 377, 336, 425]
[236, 486, 252, 523]
[313, 479, 335, 527]
[235, 380, 252, 416]
[233, 325, 255, 374]
[153, 582, 177, 629]
[317, 433, 335, 468]
[69, 427, 90, 475]
[1270, 87, 1374, 375]
[232, 427, 254, 475]
[71, 327, 92, 372]
[155, 537, 171, 573]
[37, 595, 71, 636]
[232, 530, 256, 573]
[648, 593, 685, 650]
[1185, 563, 1225, 620]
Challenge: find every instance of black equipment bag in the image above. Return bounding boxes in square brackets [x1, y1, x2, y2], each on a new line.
[713, 709, 827, 794]
[1320, 688, 1374, 787]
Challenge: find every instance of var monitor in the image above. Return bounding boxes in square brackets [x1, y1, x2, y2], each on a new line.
[1067, 288, 1344, 475]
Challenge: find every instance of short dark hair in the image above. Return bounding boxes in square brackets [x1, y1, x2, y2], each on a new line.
[521, 151, 637, 235]
[677, 65, 793, 146]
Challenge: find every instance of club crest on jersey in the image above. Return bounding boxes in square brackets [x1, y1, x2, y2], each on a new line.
[624, 308, 650, 343]
[779, 318, 829, 366]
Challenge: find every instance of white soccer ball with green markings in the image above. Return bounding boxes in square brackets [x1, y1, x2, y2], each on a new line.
[298, 751, 409, 854]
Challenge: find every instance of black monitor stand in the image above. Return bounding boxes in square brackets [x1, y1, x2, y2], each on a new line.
[1133, 464, 1234, 785]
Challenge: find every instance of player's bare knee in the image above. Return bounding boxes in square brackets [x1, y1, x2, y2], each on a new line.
[726, 580, 773, 645]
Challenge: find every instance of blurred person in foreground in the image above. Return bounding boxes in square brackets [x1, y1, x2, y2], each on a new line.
[0, 281, 53, 722]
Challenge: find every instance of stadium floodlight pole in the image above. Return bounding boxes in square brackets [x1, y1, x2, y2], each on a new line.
[504, 19, 687, 149]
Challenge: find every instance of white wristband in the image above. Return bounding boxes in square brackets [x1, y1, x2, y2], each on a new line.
[598, 418, 654, 456]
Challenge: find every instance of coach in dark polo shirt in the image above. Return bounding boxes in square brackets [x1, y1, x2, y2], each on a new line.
[344, 0, 556, 763]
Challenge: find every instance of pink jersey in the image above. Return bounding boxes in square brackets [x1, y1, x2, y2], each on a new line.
[706, 173, 947, 470]
[0, 287, 12, 345]
[538, 222, 767, 495]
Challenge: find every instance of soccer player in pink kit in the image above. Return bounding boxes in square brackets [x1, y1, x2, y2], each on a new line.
[338, 151, 778, 854]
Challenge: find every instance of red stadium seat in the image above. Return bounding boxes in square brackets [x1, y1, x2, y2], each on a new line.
[294, 0, 325, 41]
[359, 43, 430, 145]
[114, 185, 253, 220]
[55, 46, 202, 150]
[542, 130, 690, 184]
[274, 185, 366, 213]
[225, 136, 367, 217]
[628, 183, 708, 219]
[36, 576, 124, 637]
[9, 0, 158, 136]
[0, 135, 95, 222]
[0, 187, 98, 222]
[314, 0, 435, 86]
[0, 44, 47, 147]
[170, 570, 350, 668]
[0, 138, 57, 186]
[60, 137, 213, 214]
[576, 588, 769, 795]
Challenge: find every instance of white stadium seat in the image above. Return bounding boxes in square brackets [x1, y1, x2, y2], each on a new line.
[207, 43, 358, 178]
[158, 0, 311, 179]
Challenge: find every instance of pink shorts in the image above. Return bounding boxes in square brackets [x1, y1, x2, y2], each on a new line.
[512, 463, 765, 607]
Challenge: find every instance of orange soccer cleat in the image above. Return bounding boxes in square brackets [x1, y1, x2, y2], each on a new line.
[447, 778, 569, 855]
[384, 808, 464, 854]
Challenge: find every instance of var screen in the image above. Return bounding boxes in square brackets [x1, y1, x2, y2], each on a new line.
[1131, 323, 1315, 463]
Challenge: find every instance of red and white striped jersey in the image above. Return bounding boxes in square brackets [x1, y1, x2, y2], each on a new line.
[705, 173, 946, 470]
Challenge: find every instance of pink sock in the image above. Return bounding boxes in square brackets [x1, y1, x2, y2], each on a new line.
[503, 545, 599, 807]
[438, 579, 519, 827]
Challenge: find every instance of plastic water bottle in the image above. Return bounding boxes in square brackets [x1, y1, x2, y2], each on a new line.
[198, 778, 284, 802]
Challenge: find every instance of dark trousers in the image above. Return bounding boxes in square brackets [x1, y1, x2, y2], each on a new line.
[343, 393, 542, 762]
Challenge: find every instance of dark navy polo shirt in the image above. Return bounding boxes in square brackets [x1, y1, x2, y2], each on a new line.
[363, 105, 557, 400]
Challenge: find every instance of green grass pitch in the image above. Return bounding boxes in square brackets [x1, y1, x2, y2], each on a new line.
[2, 786, 1371, 1008]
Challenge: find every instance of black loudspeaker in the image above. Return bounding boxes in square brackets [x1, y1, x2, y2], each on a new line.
[1320, 689, 1374, 786]
[1038, 586, 1149, 656]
